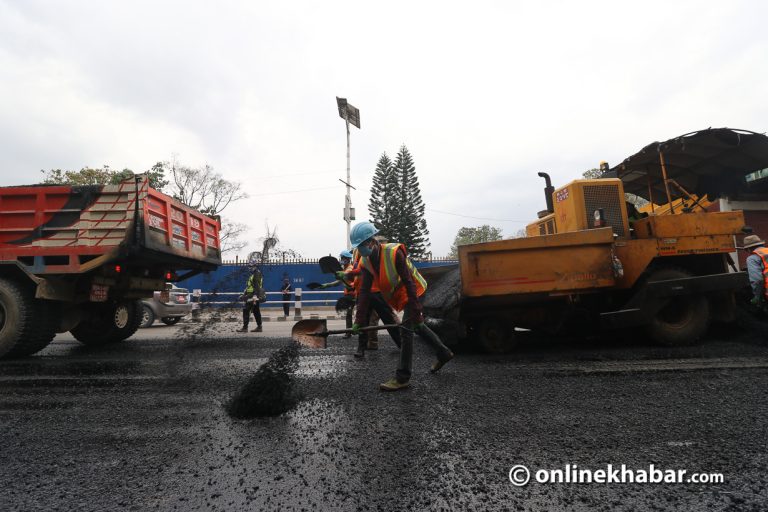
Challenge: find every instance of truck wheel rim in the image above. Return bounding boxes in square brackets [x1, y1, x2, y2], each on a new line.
[114, 305, 130, 329]
[142, 308, 151, 326]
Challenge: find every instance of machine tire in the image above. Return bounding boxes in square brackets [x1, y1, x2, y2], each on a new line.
[140, 304, 155, 328]
[645, 268, 710, 346]
[71, 300, 144, 346]
[0, 277, 57, 359]
[474, 317, 516, 353]
[161, 317, 181, 326]
[6, 299, 60, 358]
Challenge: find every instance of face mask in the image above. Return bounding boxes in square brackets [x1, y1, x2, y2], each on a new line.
[358, 245, 372, 257]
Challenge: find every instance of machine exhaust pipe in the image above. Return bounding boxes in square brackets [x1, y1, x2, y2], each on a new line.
[538, 172, 555, 213]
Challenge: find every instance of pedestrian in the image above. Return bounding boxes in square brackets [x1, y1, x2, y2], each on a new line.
[280, 276, 292, 318]
[237, 266, 263, 333]
[347, 221, 454, 392]
[742, 234, 768, 306]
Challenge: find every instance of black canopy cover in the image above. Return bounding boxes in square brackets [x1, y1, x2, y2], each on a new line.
[606, 128, 768, 203]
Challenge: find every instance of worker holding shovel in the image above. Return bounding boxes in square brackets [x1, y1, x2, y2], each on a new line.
[348, 221, 454, 392]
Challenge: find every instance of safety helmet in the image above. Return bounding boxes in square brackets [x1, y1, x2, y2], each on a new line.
[349, 221, 379, 249]
[339, 250, 353, 260]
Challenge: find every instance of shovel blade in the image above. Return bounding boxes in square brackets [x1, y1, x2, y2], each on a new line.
[291, 319, 329, 348]
[319, 256, 343, 274]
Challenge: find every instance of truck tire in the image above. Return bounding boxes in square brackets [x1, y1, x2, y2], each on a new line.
[474, 317, 516, 353]
[645, 268, 710, 346]
[0, 277, 58, 358]
[6, 300, 60, 358]
[140, 304, 155, 328]
[71, 300, 143, 346]
[161, 317, 181, 326]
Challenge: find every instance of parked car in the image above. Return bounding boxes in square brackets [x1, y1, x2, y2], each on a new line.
[140, 284, 194, 328]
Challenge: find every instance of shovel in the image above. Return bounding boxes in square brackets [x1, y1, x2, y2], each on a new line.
[319, 256, 342, 274]
[291, 319, 398, 348]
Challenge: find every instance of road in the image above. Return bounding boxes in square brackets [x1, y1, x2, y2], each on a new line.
[1, 320, 768, 511]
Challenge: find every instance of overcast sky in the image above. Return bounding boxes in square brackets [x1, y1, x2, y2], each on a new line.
[1, 0, 767, 258]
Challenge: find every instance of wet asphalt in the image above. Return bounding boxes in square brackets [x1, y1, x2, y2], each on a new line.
[1, 320, 768, 511]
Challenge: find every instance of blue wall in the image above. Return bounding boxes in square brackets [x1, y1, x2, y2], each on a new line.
[182, 261, 457, 308]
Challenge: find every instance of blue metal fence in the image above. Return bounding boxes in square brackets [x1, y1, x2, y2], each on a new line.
[182, 260, 457, 309]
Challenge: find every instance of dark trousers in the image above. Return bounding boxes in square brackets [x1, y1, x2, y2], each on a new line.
[358, 293, 452, 383]
[243, 301, 262, 328]
[345, 307, 353, 329]
[357, 293, 401, 349]
[282, 293, 291, 317]
[397, 307, 452, 383]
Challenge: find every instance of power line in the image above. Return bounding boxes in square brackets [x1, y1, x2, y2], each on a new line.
[250, 185, 339, 197]
[426, 208, 529, 223]
[252, 170, 343, 179]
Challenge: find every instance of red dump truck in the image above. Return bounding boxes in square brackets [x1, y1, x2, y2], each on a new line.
[0, 175, 221, 358]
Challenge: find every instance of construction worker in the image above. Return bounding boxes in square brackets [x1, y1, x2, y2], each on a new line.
[348, 248, 383, 349]
[317, 250, 356, 333]
[743, 234, 768, 305]
[348, 221, 454, 392]
[237, 266, 263, 333]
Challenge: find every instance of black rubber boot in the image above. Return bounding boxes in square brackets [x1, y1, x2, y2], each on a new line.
[353, 335, 366, 358]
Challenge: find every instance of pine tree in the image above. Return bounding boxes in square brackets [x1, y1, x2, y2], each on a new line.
[393, 145, 430, 258]
[368, 153, 399, 241]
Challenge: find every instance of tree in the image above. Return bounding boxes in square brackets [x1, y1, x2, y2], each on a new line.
[448, 225, 503, 258]
[164, 162, 247, 216]
[391, 145, 430, 258]
[368, 153, 399, 241]
[157, 160, 248, 253]
[247, 223, 302, 264]
[41, 165, 168, 191]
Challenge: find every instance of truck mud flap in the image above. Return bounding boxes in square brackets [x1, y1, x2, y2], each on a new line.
[600, 272, 748, 329]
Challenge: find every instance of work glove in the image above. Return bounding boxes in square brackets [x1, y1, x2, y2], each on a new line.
[351, 323, 361, 334]
[334, 271, 346, 281]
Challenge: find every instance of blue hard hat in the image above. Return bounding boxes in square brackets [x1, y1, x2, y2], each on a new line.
[350, 221, 379, 249]
[339, 250, 353, 260]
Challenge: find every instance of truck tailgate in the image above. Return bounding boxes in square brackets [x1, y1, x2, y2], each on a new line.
[459, 227, 616, 297]
[143, 186, 221, 267]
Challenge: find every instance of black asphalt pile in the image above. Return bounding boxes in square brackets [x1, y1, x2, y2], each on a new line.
[226, 343, 302, 419]
[421, 266, 463, 347]
[420, 266, 461, 317]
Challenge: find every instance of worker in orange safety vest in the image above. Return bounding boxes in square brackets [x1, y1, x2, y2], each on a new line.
[345, 221, 454, 392]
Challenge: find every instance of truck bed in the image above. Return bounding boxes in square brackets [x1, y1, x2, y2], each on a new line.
[0, 177, 221, 275]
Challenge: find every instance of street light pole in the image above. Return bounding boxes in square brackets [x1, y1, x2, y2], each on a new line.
[336, 97, 360, 249]
[345, 117, 351, 249]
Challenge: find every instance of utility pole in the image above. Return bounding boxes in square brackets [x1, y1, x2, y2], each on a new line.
[336, 97, 360, 249]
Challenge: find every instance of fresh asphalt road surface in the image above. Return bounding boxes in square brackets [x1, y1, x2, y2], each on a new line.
[2, 319, 768, 511]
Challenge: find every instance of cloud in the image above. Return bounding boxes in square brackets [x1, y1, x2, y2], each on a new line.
[1, 0, 767, 257]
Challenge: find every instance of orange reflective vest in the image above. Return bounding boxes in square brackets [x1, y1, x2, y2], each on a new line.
[360, 243, 427, 311]
[754, 247, 768, 293]
[342, 262, 356, 296]
[351, 250, 379, 295]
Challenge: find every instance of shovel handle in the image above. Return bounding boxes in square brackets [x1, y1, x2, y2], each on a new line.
[325, 324, 400, 336]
